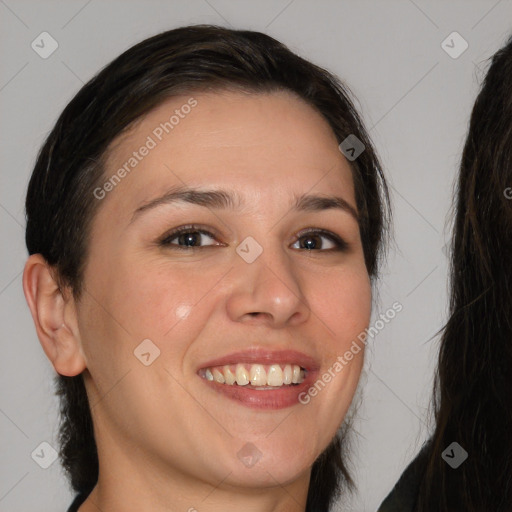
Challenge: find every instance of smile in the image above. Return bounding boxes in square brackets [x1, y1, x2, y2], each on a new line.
[197, 349, 319, 409]
[200, 363, 306, 388]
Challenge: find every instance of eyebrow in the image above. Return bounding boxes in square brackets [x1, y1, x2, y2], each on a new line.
[130, 186, 359, 223]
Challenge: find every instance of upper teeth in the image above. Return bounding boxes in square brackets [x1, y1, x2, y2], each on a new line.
[203, 363, 305, 387]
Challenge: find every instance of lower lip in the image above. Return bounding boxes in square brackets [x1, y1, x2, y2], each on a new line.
[199, 372, 318, 410]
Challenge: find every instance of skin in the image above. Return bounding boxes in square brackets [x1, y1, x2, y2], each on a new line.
[23, 89, 372, 512]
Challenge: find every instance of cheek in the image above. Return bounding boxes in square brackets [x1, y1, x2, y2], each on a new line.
[289, 266, 370, 454]
[87, 254, 224, 365]
[99, 254, 202, 331]
[312, 266, 372, 352]
[78, 255, 215, 416]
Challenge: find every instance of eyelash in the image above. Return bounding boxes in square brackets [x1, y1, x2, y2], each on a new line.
[158, 224, 348, 252]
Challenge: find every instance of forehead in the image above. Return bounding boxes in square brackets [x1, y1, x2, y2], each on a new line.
[99, 89, 355, 220]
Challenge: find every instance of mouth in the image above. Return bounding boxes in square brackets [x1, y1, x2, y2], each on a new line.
[197, 349, 319, 410]
[199, 363, 306, 389]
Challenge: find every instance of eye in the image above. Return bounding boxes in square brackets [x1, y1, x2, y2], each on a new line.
[291, 229, 348, 252]
[159, 225, 221, 249]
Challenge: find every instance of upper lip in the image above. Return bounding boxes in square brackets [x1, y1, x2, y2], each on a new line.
[198, 348, 320, 372]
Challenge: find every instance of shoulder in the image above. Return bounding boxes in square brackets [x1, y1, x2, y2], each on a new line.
[377, 440, 431, 512]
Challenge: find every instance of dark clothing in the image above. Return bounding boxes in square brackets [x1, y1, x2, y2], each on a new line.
[67, 492, 88, 512]
[377, 441, 431, 512]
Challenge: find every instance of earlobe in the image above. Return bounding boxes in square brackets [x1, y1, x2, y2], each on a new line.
[22, 254, 87, 377]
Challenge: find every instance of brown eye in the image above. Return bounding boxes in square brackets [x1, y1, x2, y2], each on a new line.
[292, 229, 348, 252]
[160, 225, 220, 249]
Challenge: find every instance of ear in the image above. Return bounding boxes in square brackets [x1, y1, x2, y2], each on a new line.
[22, 254, 87, 377]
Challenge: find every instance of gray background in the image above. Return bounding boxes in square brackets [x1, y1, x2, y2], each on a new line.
[1, 1, 511, 511]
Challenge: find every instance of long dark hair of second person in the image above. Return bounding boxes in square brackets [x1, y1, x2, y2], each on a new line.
[416, 35, 512, 511]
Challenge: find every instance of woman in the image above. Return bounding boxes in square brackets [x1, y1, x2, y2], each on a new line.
[22, 25, 390, 511]
[379, 35, 512, 512]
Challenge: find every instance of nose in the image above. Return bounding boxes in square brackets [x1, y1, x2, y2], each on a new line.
[225, 244, 311, 328]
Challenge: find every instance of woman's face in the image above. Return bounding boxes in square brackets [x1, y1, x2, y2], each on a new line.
[77, 90, 371, 491]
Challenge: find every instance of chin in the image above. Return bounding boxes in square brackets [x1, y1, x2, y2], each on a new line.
[218, 437, 320, 488]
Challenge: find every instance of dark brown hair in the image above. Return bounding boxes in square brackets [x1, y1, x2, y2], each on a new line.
[25, 25, 391, 511]
[416, 35, 512, 511]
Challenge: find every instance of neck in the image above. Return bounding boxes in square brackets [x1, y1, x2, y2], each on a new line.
[79, 474, 310, 512]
